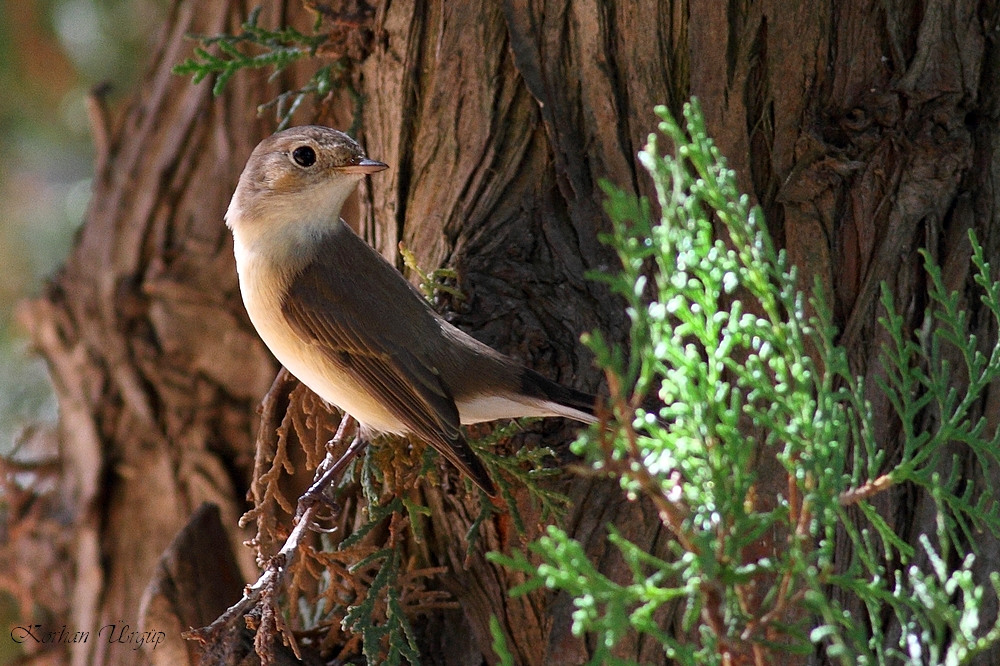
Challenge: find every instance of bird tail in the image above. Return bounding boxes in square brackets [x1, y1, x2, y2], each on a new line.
[432, 433, 497, 496]
[519, 368, 598, 423]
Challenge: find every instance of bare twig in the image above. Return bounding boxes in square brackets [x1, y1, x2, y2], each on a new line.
[839, 474, 894, 506]
[185, 420, 367, 651]
[86, 82, 113, 176]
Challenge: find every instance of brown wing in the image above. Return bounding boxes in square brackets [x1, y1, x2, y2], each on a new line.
[281, 223, 496, 495]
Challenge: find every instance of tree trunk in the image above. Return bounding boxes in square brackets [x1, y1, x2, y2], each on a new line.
[12, 0, 1000, 664]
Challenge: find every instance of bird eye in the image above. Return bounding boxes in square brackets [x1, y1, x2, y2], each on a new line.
[291, 146, 317, 167]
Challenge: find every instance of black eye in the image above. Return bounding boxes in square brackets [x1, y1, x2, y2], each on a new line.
[292, 145, 316, 167]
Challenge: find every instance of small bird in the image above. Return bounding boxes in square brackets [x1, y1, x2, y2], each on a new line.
[226, 125, 597, 495]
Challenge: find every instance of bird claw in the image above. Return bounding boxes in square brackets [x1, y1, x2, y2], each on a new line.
[296, 485, 341, 521]
[294, 432, 367, 527]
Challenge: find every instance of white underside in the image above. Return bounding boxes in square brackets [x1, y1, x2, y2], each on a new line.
[456, 393, 595, 425]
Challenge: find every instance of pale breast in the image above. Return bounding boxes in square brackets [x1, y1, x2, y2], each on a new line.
[234, 242, 408, 435]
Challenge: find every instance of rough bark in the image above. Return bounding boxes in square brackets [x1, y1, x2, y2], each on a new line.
[10, 0, 1000, 664]
[15, 4, 279, 664]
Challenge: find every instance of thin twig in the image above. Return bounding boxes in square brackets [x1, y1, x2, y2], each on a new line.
[605, 370, 697, 552]
[185, 420, 367, 647]
[839, 474, 894, 506]
[86, 82, 112, 176]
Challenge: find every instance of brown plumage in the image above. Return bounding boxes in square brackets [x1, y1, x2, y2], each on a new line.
[227, 126, 596, 495]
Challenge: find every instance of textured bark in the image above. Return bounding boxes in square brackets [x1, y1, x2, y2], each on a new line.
[15, 4, 279, 664]
[11, 0, 1000, 664]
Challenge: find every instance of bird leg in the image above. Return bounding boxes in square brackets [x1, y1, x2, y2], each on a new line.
[296, 415, 367, 520]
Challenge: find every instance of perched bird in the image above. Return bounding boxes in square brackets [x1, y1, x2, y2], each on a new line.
[226, 125, 597, 495]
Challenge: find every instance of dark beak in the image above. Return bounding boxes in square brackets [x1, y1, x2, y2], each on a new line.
[337, 158, 389, 175]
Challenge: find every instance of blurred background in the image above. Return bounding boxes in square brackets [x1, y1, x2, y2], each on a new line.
[0, 0, 166, 456]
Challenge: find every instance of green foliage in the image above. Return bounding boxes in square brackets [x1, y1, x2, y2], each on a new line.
[172, 6, 355, 130]
[468, 419, 569, 541]
[879, 241, 1000, 549]
[399, 243, 466, 303]
[492, 100, 1000, 664]
[344, 545, 421, 666]
[490, 615, 517, 666]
